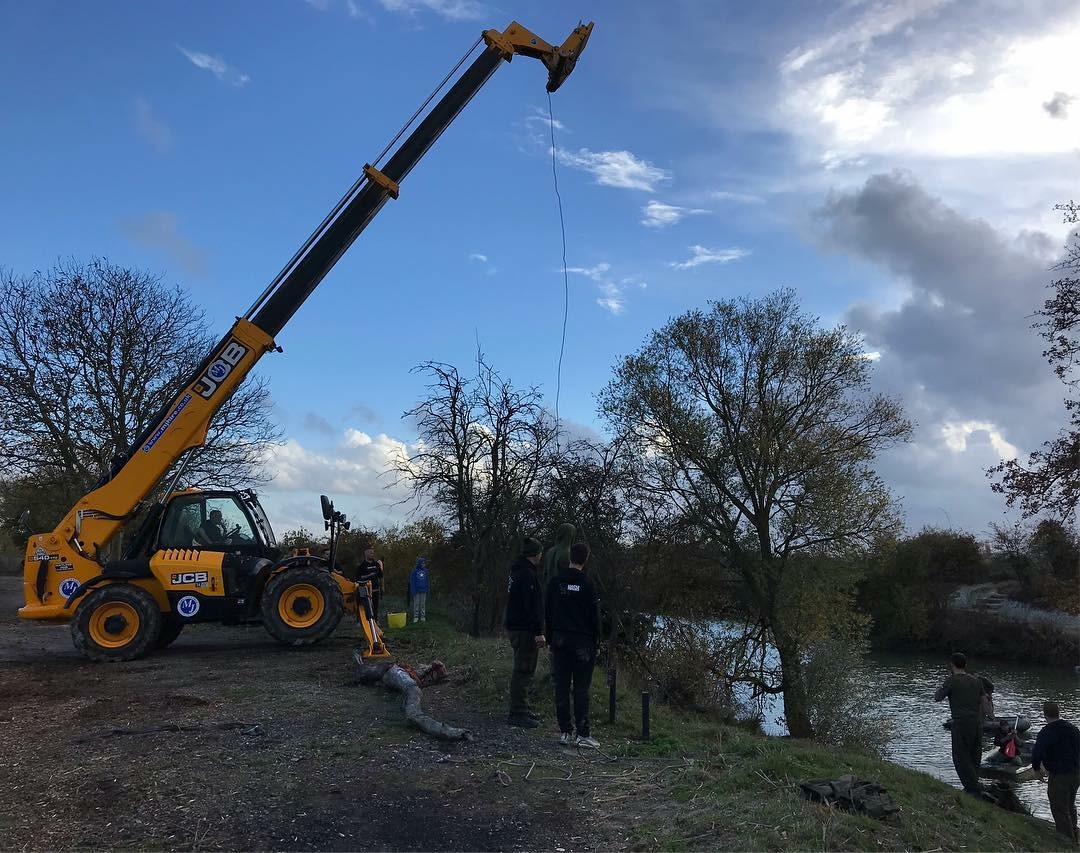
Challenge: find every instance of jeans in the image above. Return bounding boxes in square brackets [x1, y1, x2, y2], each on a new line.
[551, 642, 596, 737]
[508, 630, 538, 715]
[1047, 771, 1080, 841]
[412, 591, 427, 621]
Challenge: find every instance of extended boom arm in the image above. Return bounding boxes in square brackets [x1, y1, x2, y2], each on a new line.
[22, 20, 592, 611]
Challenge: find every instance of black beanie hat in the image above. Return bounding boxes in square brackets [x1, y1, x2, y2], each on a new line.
[521, 537, 542, 557]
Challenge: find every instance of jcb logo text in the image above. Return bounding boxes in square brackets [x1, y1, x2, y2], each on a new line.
[170, 572, 209, 585]
[193, 340, 248, 399]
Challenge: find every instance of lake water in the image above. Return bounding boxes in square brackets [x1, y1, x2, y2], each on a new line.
[749, 652, 1080, 820]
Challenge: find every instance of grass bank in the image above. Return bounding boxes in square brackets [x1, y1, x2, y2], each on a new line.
[382, 597, 1066, 851]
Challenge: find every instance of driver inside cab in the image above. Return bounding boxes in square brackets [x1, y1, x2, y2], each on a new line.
[195, 509, 230, 547]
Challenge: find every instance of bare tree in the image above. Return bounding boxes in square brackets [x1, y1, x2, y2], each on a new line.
[600, 289, 911, 738]
[990, 201, 1080, 522]
[0, 259, 280, 536]
[396, 357, 555, 635]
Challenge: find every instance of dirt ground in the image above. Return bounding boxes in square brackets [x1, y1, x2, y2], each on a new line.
[0, 577, 637, 852]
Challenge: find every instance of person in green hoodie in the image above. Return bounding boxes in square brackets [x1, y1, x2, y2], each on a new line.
[934, 652, 988, 794]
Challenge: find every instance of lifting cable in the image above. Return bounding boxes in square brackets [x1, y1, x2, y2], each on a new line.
[547, 91, 570, 450]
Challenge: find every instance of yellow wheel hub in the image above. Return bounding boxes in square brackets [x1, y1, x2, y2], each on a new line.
[278, 583, 325, 629]
[88, 602, 140, 649]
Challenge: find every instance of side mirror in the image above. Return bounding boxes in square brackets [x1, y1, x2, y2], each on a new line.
[320, 495, 333, 521]
[18, 509, 31, 533]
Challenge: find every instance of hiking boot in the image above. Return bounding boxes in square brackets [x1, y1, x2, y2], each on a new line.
[558, 731, 574, 746]
[576, 734, 600, 749]
[508, 713, 539, 729]
[526, 710, 542, 721]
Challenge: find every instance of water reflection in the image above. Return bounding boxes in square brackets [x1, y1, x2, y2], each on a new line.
[745, 651, 1080, 820]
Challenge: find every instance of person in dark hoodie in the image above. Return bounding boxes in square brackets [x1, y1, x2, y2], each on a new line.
[546, 542, 601, 748]
[1032, 700, 1080, 842]
[505, 537, 546, 728]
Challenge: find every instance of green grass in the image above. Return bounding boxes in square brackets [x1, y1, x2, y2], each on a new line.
[379, 603, 1067, 851]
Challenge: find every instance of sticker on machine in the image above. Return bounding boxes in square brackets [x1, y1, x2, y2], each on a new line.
[176, 595, 201, 618]
[59, 578, 80, 599]
[55, 560, 75, 572]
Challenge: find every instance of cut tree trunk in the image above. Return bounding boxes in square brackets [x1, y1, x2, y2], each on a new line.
[352, 653, 472, 741]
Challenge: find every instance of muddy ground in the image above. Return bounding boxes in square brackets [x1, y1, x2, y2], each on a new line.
[0, 577, 651, 852]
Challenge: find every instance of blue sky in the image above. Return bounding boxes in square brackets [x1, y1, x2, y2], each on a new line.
[2, 0, 1078, 537]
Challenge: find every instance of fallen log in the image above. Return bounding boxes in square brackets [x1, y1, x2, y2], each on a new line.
[352, 652, 472, 741]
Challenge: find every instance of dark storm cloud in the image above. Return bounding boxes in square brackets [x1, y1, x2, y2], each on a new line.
[815, 171, 1067, 531]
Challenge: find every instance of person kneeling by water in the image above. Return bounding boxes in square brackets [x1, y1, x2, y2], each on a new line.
[546, 542, 601, 749]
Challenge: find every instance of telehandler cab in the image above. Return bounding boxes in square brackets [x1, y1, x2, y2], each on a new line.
[17, 19, 594, 661]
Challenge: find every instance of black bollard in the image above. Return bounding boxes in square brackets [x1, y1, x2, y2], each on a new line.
[641, 690, 650, 740]
[608, 668, 617, 724]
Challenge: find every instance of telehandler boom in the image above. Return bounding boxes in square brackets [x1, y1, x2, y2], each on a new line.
[19, 20, 593, 662]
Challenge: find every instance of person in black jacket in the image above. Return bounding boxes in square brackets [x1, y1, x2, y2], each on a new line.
[505, 537, 546, 728]
[546, 542, 601, 748]
[357, 547, 384, 621]
[1032, 700, 1080, 842]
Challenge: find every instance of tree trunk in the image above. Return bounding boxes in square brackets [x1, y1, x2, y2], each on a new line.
[776, 638, 814, 738]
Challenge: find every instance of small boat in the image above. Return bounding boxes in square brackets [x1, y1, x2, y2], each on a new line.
[943, 714, 1031, 734]
[979, 741, 1038, 783]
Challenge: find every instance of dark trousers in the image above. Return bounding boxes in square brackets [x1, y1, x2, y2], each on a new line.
[508, 630, 538, 715]
[551, 643, 595, 737]
[950, 719, 982, 791]
[1048, 772, 1080, 842]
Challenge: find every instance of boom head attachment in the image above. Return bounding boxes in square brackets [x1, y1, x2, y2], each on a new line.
[545, 21, 594, 93]
[483, 20, 595, 92]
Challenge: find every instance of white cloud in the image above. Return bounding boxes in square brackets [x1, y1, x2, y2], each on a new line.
[177, 46, 250, 87]
[668, 245, 749, 270]
[468, 252, 496, 275]
[710, 190, 765, 204]
[941, 420, 1019, 460]
[780, 6, 1080, 164]
[133, 97, 172, 154]
[565, 263, 610, 281]
[557, 148, 669, 191]
[265, 430, 411, 500]
[119, 211, 207, 277]
[596, 282, 625, 315]
[641, 200, 709, 228]
[566, 263, 638, 314]
[376, 0, 486, 21]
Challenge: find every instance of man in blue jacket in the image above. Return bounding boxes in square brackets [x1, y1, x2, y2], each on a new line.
[409, 557, 430, 623]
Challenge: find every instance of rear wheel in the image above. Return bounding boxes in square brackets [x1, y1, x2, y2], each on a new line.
[156, 616, 185, 649]
[261, 567, 344, 646]
[71, 584, 162, 662]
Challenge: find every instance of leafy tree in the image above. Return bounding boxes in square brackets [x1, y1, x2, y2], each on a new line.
[990, 201, 1079, 522]
[0, 259, 280, 541]
[600, 289, 911, 738]
[859, 528, 986, 646]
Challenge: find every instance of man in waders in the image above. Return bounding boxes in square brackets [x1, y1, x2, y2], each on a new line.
[934, 652, 987, 794]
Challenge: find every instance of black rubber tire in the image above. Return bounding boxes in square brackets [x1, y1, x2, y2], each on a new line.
[261, 566, 344, 646]
[156, 617, 185, 649]
[71, 584, 163, 663]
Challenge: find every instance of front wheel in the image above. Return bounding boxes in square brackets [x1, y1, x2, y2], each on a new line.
[261, 567, 344, 646]
[71, 584, 163, 662]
